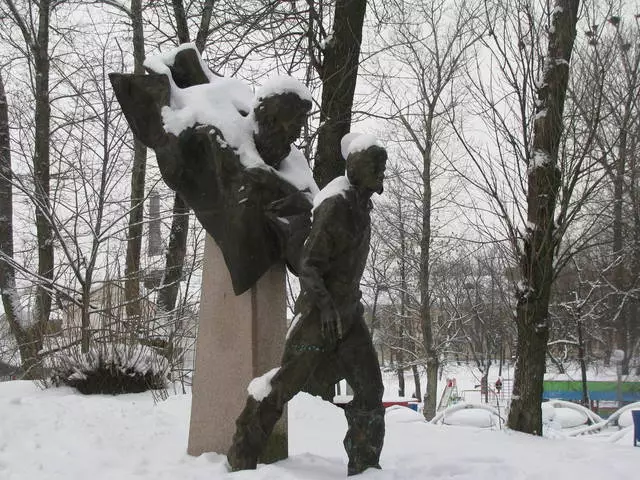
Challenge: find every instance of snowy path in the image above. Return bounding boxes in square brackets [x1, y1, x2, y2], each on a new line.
[0, 381, 637, 480]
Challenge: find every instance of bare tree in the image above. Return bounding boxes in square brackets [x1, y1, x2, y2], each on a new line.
[455, 0, 582, 434]
[0, 0, 61, 377]
[584, 9, 640, 374]
[123, 0, 147, 326]
[366, 0, 481, 419]
[85, 0, 150, 325]
[0, 70, 23, 368]
[48, 24, 133, 353]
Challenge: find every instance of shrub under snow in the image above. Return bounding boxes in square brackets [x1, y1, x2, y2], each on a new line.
[47, 343, 168, 395]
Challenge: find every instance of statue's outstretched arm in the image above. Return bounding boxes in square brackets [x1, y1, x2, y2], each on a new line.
[109, 73, 170, 150]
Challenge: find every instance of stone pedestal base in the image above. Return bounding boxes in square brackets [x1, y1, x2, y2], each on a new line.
[187, 235, 287, 462]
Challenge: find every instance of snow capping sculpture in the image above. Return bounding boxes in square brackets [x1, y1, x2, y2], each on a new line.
[109, 44, 318, 295]
[111, 45, 387, 476]
[109, 44, 318, 464]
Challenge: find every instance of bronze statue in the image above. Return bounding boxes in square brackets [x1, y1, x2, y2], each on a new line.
[110, 45, 387, 476]
[109, 47, 317, 294]
[227, 140, 388, 476]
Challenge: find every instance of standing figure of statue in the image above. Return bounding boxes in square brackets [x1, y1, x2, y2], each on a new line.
[228, 134, 388, 476]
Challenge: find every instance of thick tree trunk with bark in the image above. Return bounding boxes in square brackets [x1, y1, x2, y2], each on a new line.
[507, 0, 580, 435]
[124, 0, 147, 323]
[421, 116, 438, 421]
[33, 0, 53, 351]
[411, 364, 421, 400]
[1, 75, 44, 378]
[397, 201, 407, 397]
[577, 319, 589, 405]
[313, 0, 367, 188]
[0, 73, 13, 302]
[612, 124, 629, 372]
[156, 195, 189, 312]
[0, 72, 30, 372]
[2, 0, 56, 378]
[0, 74, 13, 297]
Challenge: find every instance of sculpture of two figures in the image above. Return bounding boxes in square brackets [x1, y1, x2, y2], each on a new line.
[110, 44, 387, 476]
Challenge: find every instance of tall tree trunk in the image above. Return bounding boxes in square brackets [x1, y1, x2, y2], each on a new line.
[507, 0, 580, 435]
[124, 0, 147, 324]
[171, 0, 189, 43]
[0, 72, 14, 312]
[0, 72, 29, 372]
[412, 364, 421, 400]
[33, 0, 53, 336]
[610, 19, 640, 375]
[421, 113, 438, 421]
[195, 0, 215, 52]
[612, 123, 628, 373]
[631, 210, 640, 370]
[397, 200, 406, 397]
[2, 0, 55, 378]
[313, 0, 367, 188]
[156, 196, 189, 312]
[577, 318, 589, 405]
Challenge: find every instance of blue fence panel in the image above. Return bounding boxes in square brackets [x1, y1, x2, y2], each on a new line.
[632, 410, 640, 447]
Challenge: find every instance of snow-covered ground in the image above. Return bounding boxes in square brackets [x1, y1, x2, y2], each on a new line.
[0, 379, 638, 480]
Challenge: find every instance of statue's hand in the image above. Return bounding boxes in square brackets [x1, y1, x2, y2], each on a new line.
[320, 303, 342, 347]
[244, 166, 274, 186]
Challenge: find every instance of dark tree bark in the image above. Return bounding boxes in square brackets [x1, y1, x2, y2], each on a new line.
[610, 38, 636, 374]
[124, 0, 147, 323]
[195, 0, 215, 52]
[420, 111, 438, 421]
[397, 199, 406, 397]
[411, 364, 421, 400]
[577, 318, 589, 405]
[608, 18, 640, 375]
[313, 0, 367, 188]
[3, 0, 57, 378]
[0, 71, 42, 377]
[0, 72, 21, 365]
[0, 73, 13, 296]
[33, 0, 53, 339]
[171, 0, 190, 44]
[611, 103, 630, 372]
[155, 195, 189, 313]
[507, 0, 580, 435]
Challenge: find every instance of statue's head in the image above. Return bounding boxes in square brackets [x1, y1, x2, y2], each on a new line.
[252, 77, 312, 168]
[346, 145, 387, 195]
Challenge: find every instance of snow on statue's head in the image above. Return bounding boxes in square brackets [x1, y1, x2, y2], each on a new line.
[342, 133, 387, 195]
[251, 76, 312, 167]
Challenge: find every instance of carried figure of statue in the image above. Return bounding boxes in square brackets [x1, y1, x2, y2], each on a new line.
[110, 45, 318, 295]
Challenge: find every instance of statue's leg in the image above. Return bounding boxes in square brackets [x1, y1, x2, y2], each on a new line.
[337, 314, 385, 476]
[227, 319, 325, 471]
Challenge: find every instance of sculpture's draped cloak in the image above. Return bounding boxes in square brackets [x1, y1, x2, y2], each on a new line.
[109, 49, 314, 295]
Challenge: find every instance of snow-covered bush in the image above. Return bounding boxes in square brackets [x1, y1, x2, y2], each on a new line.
[46, 343, 168, 395]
